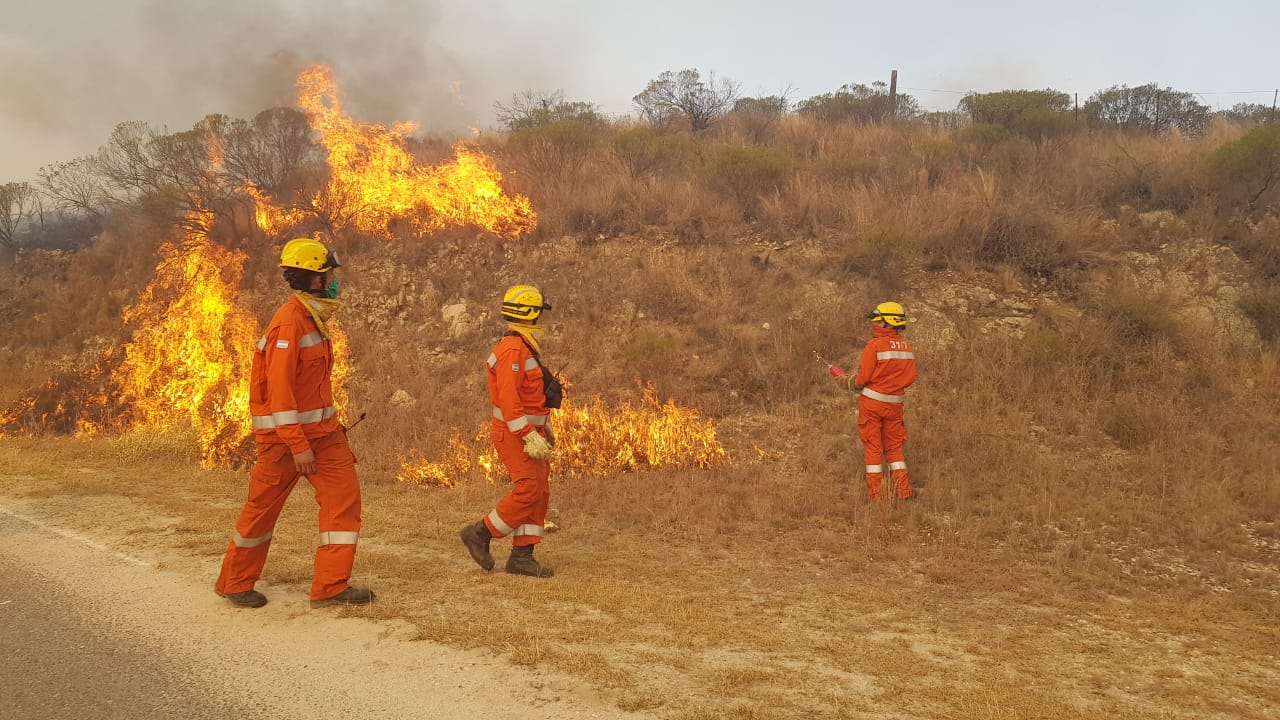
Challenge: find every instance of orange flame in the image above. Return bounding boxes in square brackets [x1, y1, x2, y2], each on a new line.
[243, 183, 310, 237]
[396, 430, 499, 488]
[249, 65, 536, 239]
[396, 383, 727, 485]
[109, 209, 259, 468]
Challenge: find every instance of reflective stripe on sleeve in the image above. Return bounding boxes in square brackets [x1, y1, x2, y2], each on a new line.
[876, 351, 915, 361]
[487, 353, 498, 368]
[524, 357, 539, 371]
[492, 407, 548, 431]
[318, 531, 359, 546]
[513, 524, 544, 537]
[252, 406, 336, 430]
[256, 336, 267, 352]
[298, 331, 324, 348]
[232, 530, 273, 548]
[861, 387, 905, 403]
[487, 510, 515, 536]
[493, 407, 530, 433]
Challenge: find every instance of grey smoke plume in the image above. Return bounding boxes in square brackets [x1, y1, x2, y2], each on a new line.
[0, 0, 563, 180]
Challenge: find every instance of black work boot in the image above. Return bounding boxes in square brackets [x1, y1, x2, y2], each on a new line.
[310, 586, 376, 608]
[505, 544, 554, 578]
[216, 588, 268, 608]
[460, 520, 495, 571]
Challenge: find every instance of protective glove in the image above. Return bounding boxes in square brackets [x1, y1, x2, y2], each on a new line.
[522, 430, 553, 460]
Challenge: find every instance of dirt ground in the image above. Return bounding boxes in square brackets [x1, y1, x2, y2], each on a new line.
[1, 436, 1277, 720]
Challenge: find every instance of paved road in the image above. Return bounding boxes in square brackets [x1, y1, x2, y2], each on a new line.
[0, 503, 633, 720]
[0, 526, 256, 720]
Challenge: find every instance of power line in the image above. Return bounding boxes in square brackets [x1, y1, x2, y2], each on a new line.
[902, 85, 1276, 97]
[901, 86, 970, 95]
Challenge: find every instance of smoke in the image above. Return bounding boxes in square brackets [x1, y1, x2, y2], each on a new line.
[0, 0, 566, 180]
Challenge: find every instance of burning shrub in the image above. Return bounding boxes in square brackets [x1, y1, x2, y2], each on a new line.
[397, 432, 498, 488]
[248, 65, 536, 240]
[396, 383, 727, 486]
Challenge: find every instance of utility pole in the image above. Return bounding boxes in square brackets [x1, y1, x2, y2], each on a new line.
[1273, 89, 1278, 121]
[889, 69, 898, 119]
[1074, 93, 1078, 122]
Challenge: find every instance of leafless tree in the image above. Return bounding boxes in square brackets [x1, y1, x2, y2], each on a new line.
[38, 156, 111, 217]
[494, 90, 604, 132]
[96, 121, 161, 198]
[0, 182, 36, 249]
[221, 107, 318, 193]
[633, 69, 740, 132]
[88, 117, 245, 229]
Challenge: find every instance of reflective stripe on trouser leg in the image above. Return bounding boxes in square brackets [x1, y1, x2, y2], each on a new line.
[864, 470, 885, 500]
[858, 398, 886, 500]
[889, 461, 911, 499]
[216, 443, 301, 595]
[232, 530, 274, 548]
[307, 431, 362, 600]
[490, 425, 551, 548]
[883, 409, 910, 499]
[486, 509, 516, 537]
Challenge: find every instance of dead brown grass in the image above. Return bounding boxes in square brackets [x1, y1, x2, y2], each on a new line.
[2, 115, 1278, 718]
[3, 407, 1277, 719]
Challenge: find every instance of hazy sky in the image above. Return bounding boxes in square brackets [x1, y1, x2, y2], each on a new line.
[1, 0, 1276, 181]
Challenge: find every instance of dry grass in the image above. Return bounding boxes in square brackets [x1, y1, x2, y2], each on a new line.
[2, 116, 1279, 718]
[2, 410, 1277, 719]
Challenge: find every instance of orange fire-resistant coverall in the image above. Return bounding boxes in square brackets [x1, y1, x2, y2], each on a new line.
[215, 295, 361, 601]
[854, 325, 917, 500]
[483, 333, 552, 548]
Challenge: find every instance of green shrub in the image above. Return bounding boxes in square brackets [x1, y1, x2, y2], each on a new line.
[960, 89, 1076, 141]
[839, 224, 919, 292]
[609, 126, 688, 180]
[954, 123, 1009, 151]
[701, 145, 791, 214]
[1210, 124, 1280, 215]
[507, 119, 603, 189]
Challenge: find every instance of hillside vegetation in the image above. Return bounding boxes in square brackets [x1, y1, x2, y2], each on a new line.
[1, 92, 1278, 718]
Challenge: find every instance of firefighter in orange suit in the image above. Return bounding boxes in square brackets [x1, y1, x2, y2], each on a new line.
[460, 285, 561, 578]
[215, 238, 375, 609]
[850, 302, 918, 501]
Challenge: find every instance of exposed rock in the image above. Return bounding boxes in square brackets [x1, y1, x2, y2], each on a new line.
[441, 302, 474, 337]
[389, 389, 415, 408]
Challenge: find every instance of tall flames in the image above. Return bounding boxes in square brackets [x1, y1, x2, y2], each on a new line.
[109, 210, 259, 467]
[397, 384, 728, 487]
[249, 65, 536, 239]
[2, 65, 726, 482]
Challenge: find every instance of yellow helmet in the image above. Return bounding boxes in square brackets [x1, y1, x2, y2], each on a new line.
[280, 238, 340, 272]
[867, 301, 907, 327]
[501, 285, 551, 322]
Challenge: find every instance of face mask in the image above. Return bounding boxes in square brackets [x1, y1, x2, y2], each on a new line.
[324, 276, 341, 299]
